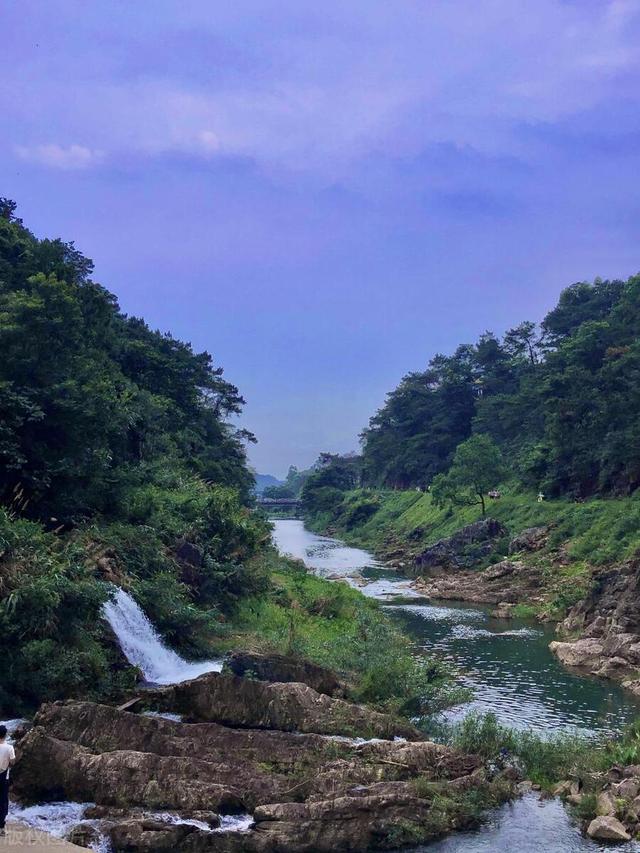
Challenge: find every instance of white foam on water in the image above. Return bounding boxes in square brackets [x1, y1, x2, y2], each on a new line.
[102, 587, 223, 685]
[0, 718, 27, 743]
[148, 811, 254, 833]
[147, 811, 213, 832]
[450, 624, 542, 640]
[9, 801, 110, 851]
[216, 814, 254, 833]
[327, 734, 408, 745]
[386, 603, 486, 622]
[141, 711, 184, 722]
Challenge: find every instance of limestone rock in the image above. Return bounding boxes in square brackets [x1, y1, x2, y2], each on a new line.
[612, 778, 640, 800]
[596, 791, 617, 816]
[508, 526, 549, 554]
[13, 727, 245, 812]
[12, 691, 511, 853]
[587, 815, 631, 842]
[143, 671, 420, 740]
[416, 559, 542, 607]
[553, 559, 640, 694]
[415, 518, 507, 573]
[109, 819, 197, 851]
[549, 638, 605, 669]
[67, 823, 101, 848]
[552, 780, 572, 797]
[224, 651, 344, 697]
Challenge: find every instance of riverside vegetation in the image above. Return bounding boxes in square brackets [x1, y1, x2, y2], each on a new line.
[294, 270, 640, 840]
[0, 200, 517, 851]
[4, 197, 640, 848]
[0, 197, 456, 722]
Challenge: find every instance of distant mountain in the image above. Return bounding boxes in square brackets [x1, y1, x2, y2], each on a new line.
[253, 473, 284, 495]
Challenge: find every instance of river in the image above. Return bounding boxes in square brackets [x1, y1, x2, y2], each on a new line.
[272, 518, 640, 853]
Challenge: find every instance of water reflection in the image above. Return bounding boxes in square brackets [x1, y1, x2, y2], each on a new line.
[272, 520, 640, 851]
[272, 519, 640, 736]
[416, 795, 639, 853]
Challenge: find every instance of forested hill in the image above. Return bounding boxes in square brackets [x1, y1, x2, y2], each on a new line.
[361, 275, 640, 498]
[0, 197, 254, 518]
[0, 199, 270, 711]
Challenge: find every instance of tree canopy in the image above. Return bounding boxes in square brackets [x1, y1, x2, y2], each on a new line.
[360, 274, 640, 498]
[431, 435, 504, 516]
[0, 198, 255, 521]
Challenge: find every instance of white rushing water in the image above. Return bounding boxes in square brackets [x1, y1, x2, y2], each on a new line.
[9, 801, 111, 852]
[0, 718, 27, 743]
[148, 811, 254, 833]
[10, 801, 253, 850]
[102, 587, 222, 685]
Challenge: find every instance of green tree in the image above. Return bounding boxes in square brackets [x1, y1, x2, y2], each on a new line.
[431, 435, 505, 516]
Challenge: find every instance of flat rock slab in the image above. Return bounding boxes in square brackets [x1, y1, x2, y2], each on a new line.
[10, 696, 506, 852]
[142, 671, 421, 740]
[1, 822, 85, 851]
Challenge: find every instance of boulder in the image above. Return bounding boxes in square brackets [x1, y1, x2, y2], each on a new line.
[143, 672, 420, 740]
[224, 652, 344, 697]
[552, 780, 572, 797]
[416, 559, 541, 607]
[587, 815, 631, 842]
[109, 819, 198, 851]
[67, 823, 101, 848]
[13, 727, 245, 812]
[249, 786, 450, 852]
[593, 657, 635, 679]
[508, 526, 549, 554]
[596, 791, 617, 816]
[553, 559, 640, 693]
[612, 778, 640, 800]
[548, 638, 605, 669]
[415, 519, 507, 573]
[12, 697, 512, 853]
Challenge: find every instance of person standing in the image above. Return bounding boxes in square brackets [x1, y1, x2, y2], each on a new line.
[0, 725, 16, 837]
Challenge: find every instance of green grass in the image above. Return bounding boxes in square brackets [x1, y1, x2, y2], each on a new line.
[226, 550, 466, 718]
[306, 487, 640, 574]
[449, 712, 605, 789]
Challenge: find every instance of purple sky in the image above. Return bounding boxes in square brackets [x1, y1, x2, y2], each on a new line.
[2, 1, 640, 477]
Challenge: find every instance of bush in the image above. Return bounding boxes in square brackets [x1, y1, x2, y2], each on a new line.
[230, 556, 463, 720]
[450, 713, 596, 787]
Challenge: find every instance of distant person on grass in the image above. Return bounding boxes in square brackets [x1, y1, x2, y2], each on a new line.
[0, 725, 16, 837]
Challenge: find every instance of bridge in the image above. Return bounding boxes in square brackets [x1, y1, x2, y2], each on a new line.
[256, 497, 301, 516]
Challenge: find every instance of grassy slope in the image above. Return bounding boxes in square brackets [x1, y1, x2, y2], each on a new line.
[304, 489, 640, 620]
[309, 488, 640, 567]
[226, 550, 464, 718]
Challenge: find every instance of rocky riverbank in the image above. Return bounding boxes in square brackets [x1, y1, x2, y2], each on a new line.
[550, 559, 640, 697]
[366, 516, 640, 696]
[10, 658, 514, 852]
[406, 520, 553, 616]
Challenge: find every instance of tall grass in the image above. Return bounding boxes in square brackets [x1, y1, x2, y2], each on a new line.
[228, 552, 466, 718]
[448, 712, 607, 787]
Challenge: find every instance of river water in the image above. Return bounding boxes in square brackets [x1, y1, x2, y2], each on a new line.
[272, 519, 640, 853]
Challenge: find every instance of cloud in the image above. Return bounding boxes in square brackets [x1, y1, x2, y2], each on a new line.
[4, 0, 640, 179]
[14, 143, 104, 170]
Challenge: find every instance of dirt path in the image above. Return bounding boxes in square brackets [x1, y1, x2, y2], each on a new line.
[0, 822, 84, 851]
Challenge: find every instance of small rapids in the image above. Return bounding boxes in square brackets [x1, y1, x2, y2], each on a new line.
[9, 801, 110, 852]
[10, 801, 254, 852]
[1, 718, 27, 742]
[448, 624, 542, 640]
[149, 811, 255, 833]
[102, 587, 222, 685]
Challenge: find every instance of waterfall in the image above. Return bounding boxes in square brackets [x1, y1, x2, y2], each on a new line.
[102, 587, 222, 685]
